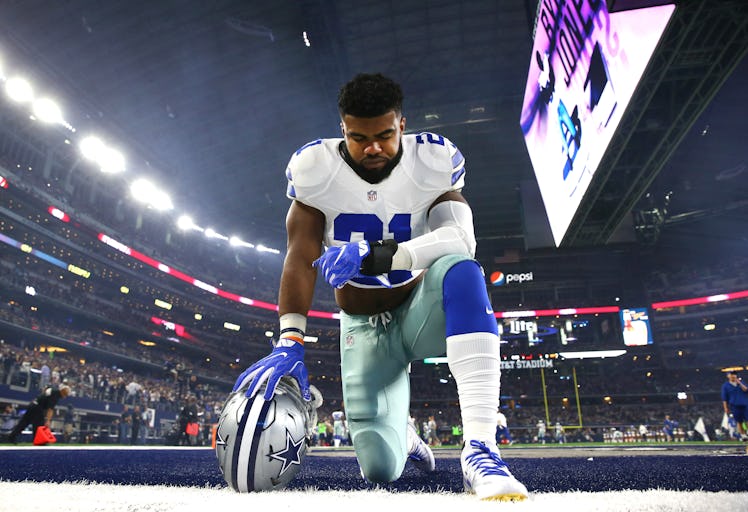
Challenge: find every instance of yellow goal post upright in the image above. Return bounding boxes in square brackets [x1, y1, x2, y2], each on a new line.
[540, 366, 584, 431]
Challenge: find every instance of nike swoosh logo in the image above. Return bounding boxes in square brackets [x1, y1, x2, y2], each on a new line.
[485, 306, 494, 315]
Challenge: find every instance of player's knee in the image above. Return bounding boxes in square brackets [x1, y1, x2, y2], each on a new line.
[443, 259, 497, 336]
[353, 428, 403, 483]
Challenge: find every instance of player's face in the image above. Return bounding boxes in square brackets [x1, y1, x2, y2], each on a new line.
[341, 110, 406, 172]
[728, 373, 739, 384]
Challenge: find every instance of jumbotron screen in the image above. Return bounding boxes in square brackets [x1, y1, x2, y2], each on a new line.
[619, 307, 653, 347]
[519, 2, 675, 246]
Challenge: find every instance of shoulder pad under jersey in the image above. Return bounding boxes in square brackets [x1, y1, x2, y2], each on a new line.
[406, 132, 466, 191]
[285, 138, 341, 200]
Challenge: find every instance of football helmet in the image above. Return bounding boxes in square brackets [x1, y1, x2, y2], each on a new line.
[215, 376, 322, 492]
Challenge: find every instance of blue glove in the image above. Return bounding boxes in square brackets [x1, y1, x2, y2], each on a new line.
[313, 241, 391, 288]
[313, 240, 370, 288]
[232, 339, 310, 401]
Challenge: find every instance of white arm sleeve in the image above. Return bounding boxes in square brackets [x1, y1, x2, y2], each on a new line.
[391, 200, 476, 270]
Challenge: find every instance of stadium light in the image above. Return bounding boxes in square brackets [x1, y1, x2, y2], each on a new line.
[79, 136, 125, 174]
[130, 178, 173, 211]
[131, 178, 155, 201]
[79, 136, 105, 160]
[229, 235, 242, 246]
[256, 244, 280, 254]
[32, 97, 63, 124]
[0, 57, 285, 262]
[150, 190, 173, 211]
[230, 235, 255, 248]
[5, 76, 33, 103]
[177, 215, 195, 231]
[205, 228, 227, 240]
[98, 146, 125, 174]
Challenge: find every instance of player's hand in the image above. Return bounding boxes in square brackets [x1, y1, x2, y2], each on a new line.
[312, 241, 391, 288]
[313, 241, 369, 288]
[232, 340, 310, 401]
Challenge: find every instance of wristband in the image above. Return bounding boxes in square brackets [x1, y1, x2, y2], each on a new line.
[360, 239, 398, 275]
[278, 313, 307, 346]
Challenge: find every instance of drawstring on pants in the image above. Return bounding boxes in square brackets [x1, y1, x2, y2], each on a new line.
[368, 311, 393, 330]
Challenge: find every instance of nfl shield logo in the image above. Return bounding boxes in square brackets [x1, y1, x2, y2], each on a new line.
[367, 190, 377, 201]
[345, 335, 354, 347]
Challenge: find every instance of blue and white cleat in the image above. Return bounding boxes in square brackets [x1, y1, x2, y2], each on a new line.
[407, 422, 436, 473]
[461, 440, 528, 501]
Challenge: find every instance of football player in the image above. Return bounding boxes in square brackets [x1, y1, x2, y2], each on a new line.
[234, 73, 527, 501]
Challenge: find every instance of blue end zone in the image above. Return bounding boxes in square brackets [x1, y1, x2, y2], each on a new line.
[2, 448, 748, 492]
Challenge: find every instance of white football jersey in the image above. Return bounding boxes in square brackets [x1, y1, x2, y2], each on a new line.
[286, 132, 466, 288]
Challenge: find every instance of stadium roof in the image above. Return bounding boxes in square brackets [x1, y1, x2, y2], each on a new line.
[0, 0, 746, 295]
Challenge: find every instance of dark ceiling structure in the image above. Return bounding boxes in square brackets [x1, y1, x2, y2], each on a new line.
[0, 0, 746, 310]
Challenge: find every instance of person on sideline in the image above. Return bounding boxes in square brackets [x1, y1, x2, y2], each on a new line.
[663, 415, 678, 442]
[722, 371, 748, 441]
[495, 410, 513, 445]
[2, 384, 70, 443]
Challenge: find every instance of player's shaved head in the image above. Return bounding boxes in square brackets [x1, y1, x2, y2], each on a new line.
[338, 73, 403, 118]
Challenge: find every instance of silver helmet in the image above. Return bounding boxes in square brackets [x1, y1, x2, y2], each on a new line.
[215, 377, 322, 492]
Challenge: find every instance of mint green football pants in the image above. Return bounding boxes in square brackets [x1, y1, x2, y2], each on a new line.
[339, 254, 471, 482]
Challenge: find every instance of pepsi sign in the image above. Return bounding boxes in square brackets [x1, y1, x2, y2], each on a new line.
[491, 271, 534, 286]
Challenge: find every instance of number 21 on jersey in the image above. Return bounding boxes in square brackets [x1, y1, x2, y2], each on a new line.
[333, 213, 411, 243]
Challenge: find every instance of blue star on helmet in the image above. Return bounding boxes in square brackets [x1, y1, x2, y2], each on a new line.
[269, 429, 304, 475]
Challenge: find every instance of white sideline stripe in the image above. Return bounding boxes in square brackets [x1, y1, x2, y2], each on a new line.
[0, 482, 746, 512]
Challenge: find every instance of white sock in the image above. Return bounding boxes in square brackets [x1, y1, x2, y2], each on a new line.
[447, 332, 501, 443]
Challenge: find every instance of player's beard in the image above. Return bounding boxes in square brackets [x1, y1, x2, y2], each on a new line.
[339, 141, 403, 184]
[360, 155, 389, 170]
